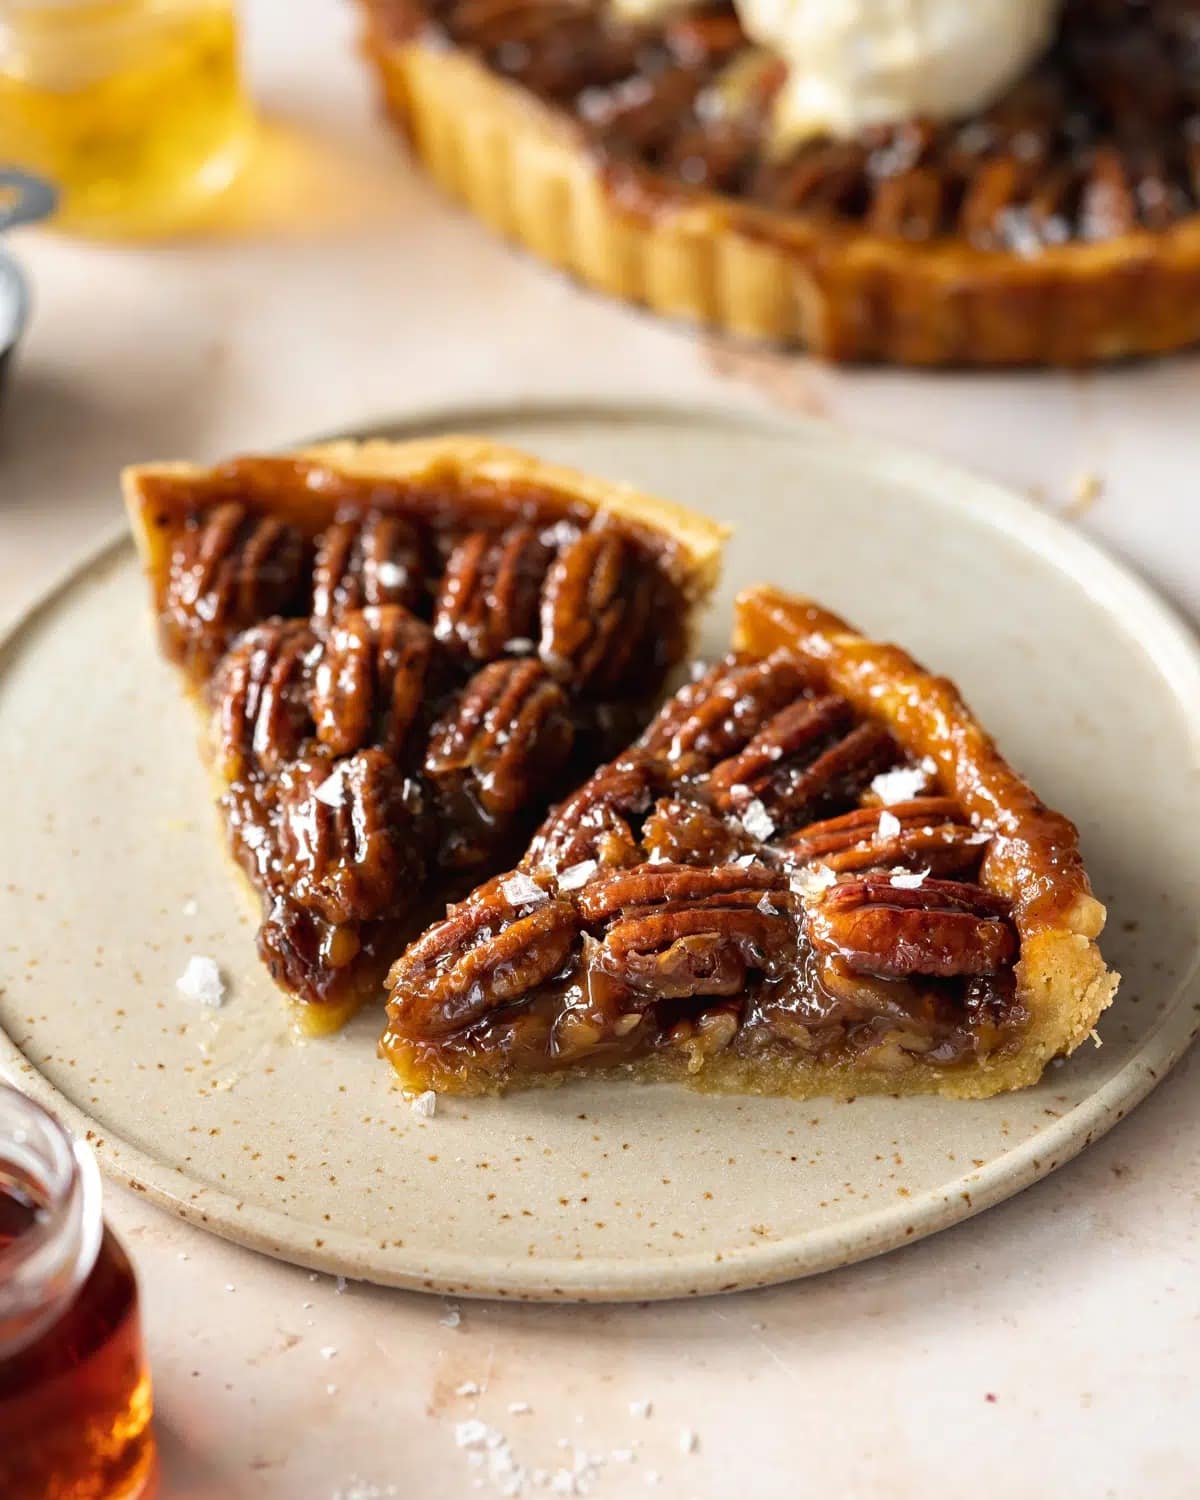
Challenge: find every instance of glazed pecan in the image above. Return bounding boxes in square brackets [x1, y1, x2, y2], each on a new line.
[538, 524, 662, 690]
[638, 652, 813, 775]
[275, 749, 412, 924]
[211, 620, 319, 781]
[312, 508, 424, 626]
[783, 798, 987, 876]
[584, 862, 795, 998]
[312, 605, 434, 760]
[528, 757, 658, 873]
[164, 502, 306, 672]
[807, 876, 1016, 980]
[425, 658, 575, 818]
[386, 878, 579, 1037]
[433, 524, 552, 661]
[707, 694, 853, 807]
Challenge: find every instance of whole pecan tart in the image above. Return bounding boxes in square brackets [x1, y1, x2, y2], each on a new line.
[382, 584, 1118, 1099]
[357, 0, 1200, 364]
[124, 438, 726, 1032]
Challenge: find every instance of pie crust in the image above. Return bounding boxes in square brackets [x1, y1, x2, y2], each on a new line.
[382, 584, 1118, 1098]
[124, 437, 726, 1031]
[358, 0, 1200, 365]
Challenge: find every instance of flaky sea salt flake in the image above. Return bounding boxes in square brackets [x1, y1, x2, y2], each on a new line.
[889, 868, 929, 890]
[877, 810, 902, 841]
[557, 860, 598, 892]
[740, 799, 775, 842]
[176, 955, 226, 1008]
[502, 873, 548, 908]
[410, 1090, 437, 1119]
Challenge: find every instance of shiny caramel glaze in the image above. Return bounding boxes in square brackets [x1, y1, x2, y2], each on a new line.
[126, 441, 724, 1026]
[368, 0, 1200, 250]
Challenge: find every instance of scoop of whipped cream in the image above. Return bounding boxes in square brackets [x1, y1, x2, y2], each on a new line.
[731, 0, 1061, 144]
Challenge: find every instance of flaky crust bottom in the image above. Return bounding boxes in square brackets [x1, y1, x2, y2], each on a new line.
[362, 28, 1200, 367]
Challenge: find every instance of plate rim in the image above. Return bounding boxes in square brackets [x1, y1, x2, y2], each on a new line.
[2, 396, 1198, 1302]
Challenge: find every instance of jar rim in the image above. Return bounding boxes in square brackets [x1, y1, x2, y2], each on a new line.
[0, 1085, 103, 1355]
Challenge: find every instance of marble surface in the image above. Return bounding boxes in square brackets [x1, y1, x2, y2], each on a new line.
[1, 0, 1198, 1494]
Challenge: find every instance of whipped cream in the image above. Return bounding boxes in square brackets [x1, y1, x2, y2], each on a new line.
[733, 0, 1062, 144]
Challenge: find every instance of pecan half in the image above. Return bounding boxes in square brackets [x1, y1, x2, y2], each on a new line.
[425, 658, 575, 819]
[164, 502, 307, 675]
[586, 863, 795, 998]
[386, 879, 579, 1037]
[638, 652, 813, 775]
[211, 620, 319, 782]
[783, 798, 986, 876]
[807, 876, 1016, 980]
[312, 508, 424, 627]
[539, 525, 664, 690]
[528, 757, 658, 873]
[433, 524, 552, 662]
[312, 606, 434, 760]
[712, 702, 897, 833]
[275, 750, 412, 924]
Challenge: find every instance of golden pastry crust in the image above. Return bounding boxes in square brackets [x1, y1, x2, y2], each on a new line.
[123, 437, 728, 1033]
[360, 19, 1200, 366]
[733, 585, 1119, 1093]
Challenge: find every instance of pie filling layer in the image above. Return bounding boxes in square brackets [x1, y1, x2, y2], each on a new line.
[372, 0, 1200, 252]
[136, 456, 697, 1025]
[383, 649, 1032, 1092]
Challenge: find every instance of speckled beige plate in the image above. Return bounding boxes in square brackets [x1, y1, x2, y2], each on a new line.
[2, 403, 1198, 1302]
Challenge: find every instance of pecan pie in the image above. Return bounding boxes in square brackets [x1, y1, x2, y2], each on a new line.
[358, 0, 1200, 364]
[123, 438, 726, 1031]
[382, 585, 1118, 1098]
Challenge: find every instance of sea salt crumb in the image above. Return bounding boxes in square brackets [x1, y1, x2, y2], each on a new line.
[679, 1428, 699, 1454]
[789, 864, 836, 898]
[757, 895, 777, 916]
[440, 1303, 462, 1329]
[870, 765, 930, 805]
[629, 1399, 653, 1419]
[224, 1283, 235, 1292]
[455, 1420, 491, 1449]
[502, 873, 548, 908]
[376, 560, 409, 591]
[314, 767, 347, 808]
[507, 1401, 531, 1415]
[182, 898, 198, 917]
[410, 1090, 437, 1119]
[740, 798, 775, 842]
[558, 860, 598, 892]
[735, 852, 757, 867]
[456, 1381, 480, 1397]
[647, 846, 668, 864]
[877, 810, 902, 841]
[889, 868, 929, 890]
[504, 637, 534, 655]
[335, 1275, 348, 1294]
[176, 955, 226, 1008]
[320, 1346, 338, 1360]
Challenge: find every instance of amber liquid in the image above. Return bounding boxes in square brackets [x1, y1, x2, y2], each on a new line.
[0, 1183, 155, 1500]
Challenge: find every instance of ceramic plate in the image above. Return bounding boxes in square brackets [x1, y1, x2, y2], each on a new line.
[2, 403, 1198, 1301]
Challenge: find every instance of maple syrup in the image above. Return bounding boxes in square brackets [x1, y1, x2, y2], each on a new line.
[0, 1088, 155, 1500]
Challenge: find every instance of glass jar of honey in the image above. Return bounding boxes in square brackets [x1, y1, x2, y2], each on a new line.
[0, 0, 250, 233]
[0, 1085, 155, 1500]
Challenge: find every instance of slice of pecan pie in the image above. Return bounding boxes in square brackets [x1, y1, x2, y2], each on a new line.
[383, 584, 1118, 1098]
[123, 438, 726, 1031]
[358, 0, 1200, 364]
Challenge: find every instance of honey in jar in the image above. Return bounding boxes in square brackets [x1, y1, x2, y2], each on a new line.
[0, 0, 250, 233]
[0, 1086, 155, 1500]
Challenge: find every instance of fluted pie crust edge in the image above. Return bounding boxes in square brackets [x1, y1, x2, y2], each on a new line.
[730, 585, 1119, 1096]
[362, 30, 1200, 366]
[122, 436, 728, 1033]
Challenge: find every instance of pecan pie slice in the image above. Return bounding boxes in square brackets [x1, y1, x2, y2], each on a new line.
[124, 438, 726, 1031]
[358, 0, 1200, 364]
[383, 585, 1118, 1098]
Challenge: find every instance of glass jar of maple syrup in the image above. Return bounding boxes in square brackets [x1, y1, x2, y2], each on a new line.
[0, 0, 250, 234]
[0, 1085, 155, 1500]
